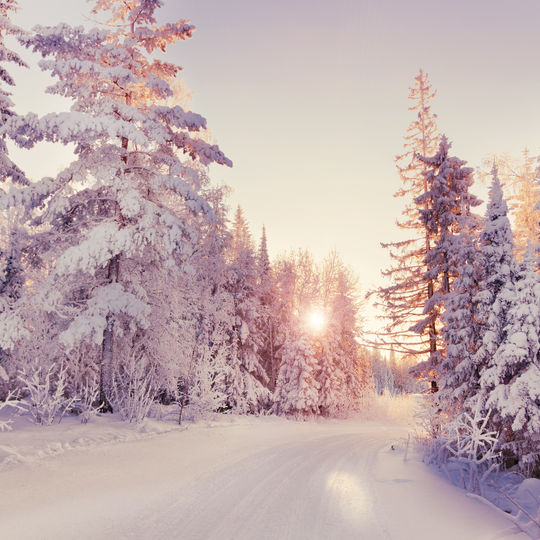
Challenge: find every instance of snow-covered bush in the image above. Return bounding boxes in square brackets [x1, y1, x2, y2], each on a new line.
[414, 395, 452, 465]
[18, 362, 75, 426]
[110, 352, 157, 424]
[416, 399, 500, 496]
[73, 376, 101, 424]
[444, 404, 500, 495]
[186, 346, 228, 421]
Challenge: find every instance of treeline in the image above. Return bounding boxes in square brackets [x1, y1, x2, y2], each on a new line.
[0, 0, 369, 426]
[375, 70, 540, 476]
[366, 348, 420, 396]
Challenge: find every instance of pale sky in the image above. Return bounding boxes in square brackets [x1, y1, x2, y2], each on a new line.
[8, 0, 540, 329]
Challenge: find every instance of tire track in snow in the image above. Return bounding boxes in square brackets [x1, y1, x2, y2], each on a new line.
[154, 433, 393, 540]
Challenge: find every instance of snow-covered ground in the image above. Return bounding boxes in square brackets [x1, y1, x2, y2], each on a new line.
[0, 399, 536, 540]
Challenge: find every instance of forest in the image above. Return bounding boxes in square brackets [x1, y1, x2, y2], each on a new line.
[0, 0, 539, 490]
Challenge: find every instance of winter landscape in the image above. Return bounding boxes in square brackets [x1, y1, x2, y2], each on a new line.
[0, 1, 539, 539]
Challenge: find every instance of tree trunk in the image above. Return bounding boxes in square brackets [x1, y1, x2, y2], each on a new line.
[99, 254, 120, 412]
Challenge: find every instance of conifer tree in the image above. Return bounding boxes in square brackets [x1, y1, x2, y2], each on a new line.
[317, 259, 363, 415]
[0, 0, 26, 186]
[471, 167, 517, 407]
[230, 206, 252, 257]
[414, 136, 482, 377]
[0, 0, 29, 375]
[257, 225, 270, 277]
[437, 208, 482, 406]
[7, 0, 232, 408]
[273, 327, 319, 417]
[480, 244, 540, 474]
[256, 225, 276, 387]
[375, 69, 440, 357]
[225, 209, 270, 412]
[483, 151, 540, 262]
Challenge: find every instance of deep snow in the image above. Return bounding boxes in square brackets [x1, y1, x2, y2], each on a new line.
[0, 401, 536, 540]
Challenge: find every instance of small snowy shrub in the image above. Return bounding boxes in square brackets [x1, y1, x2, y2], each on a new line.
[73, 376, 101, 424]
[18, 362, 76, 426]
[185, 349, 227, 421]
[444, 403, 500, 495]
[414, 395, 453, 465]
[111, 352, 157, 423]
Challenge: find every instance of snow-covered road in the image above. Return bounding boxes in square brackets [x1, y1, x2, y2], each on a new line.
[0, 416, 530, 540]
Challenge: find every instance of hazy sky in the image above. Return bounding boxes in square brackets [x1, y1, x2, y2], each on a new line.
[8, 0, 540, 328]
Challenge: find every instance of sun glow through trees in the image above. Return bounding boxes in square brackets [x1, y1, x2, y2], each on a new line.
[307, 309, 327, 333]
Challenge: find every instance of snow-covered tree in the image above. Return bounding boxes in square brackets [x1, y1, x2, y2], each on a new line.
[471, 167, 517, 409]
[481, 151, 540, 263]
[437, 210, 483, 407]
[0, 0, 29, 386]
[480, 244, 540, 475]
[271, 250, 319, 386]
[257, 225, 270, 277]
[510, 150, 540, 261]
[414, 136, 482, 378]
[317, 257, 364, 415]
[375, 69, 440, 357]
[0, 0, 26, 186]
[256, 225, 277, 388]
[223, 208, 270, 412]
[271, 250, 366, 417]
[273, 327, 319, 417]
[367, 348, 391, 395]
[7, 0, 232, 409]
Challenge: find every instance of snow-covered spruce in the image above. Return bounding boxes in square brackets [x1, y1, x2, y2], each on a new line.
[413, 135, 482, 382]
[471, 166, 518, 413]
[5, 0, 231, 412]
[480, 243, 540, 476]
[222, 207, 270, 413]
[0, 0, 30, 385]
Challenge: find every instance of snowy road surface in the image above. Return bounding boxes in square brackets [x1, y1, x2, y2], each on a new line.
[0, 416, 530, 540]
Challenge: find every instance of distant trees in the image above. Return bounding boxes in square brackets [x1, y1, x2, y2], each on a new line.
[224, 206, 270, 412]
[273, 328, 320, 416]
[364, 347, 418, 396]
[272, 250, 369, 417]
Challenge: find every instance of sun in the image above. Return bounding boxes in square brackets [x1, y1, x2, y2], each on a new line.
[307, 309, 327, 333]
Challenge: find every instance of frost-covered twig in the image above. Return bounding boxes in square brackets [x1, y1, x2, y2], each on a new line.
[111, 350, 156, 423]
[18, 362, 76, 426]
[74, 376, 101, 424]
[0, 391, 24, 431]
[444, 403, 500, 495]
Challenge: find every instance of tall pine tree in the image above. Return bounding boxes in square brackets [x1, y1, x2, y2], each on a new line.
[375, 69, 440, 357]
[414, 136, 482, 379]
